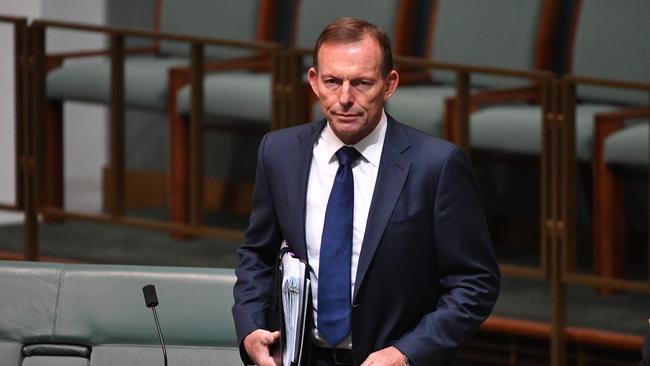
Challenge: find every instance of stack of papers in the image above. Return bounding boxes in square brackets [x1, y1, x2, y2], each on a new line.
[281, 251, 310, 366]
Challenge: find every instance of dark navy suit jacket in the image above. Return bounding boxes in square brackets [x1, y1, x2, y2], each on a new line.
[232, 116, 500, 365]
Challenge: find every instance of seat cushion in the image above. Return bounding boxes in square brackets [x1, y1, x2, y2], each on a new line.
[47, 56, 189, 110]
[470, 104, 617, 161]
[604, 122, 649, 166]
[386, 84, 457, 137]
[22, 356, 88, 366]
[176, 72, 271, 123]
[90, 345, 240, 366]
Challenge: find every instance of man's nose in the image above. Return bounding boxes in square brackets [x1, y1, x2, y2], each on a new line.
[338, 82, 353, 107]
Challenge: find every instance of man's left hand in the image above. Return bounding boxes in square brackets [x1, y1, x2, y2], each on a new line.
[360, 346, 405, 366]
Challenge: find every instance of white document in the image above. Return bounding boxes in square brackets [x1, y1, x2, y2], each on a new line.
[280, 247, 310, 366]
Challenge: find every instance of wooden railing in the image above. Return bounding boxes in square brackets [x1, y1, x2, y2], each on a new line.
[25, 19, 282, 245]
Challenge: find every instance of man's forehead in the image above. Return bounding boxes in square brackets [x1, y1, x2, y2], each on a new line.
[318, 35, 381, 56]
[316, 37, 383, 72]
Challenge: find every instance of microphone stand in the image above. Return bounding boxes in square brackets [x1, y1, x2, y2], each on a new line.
[150, 305, 168, 366]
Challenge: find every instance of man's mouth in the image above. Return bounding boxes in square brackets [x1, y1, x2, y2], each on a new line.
[333, 112, 361, 119]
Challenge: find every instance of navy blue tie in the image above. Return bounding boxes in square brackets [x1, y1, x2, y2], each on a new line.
[318, 146, 360, 347]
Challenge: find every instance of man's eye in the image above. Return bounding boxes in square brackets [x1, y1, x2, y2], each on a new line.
[354, 80, 373, 88]
[324, 79, 339, 85]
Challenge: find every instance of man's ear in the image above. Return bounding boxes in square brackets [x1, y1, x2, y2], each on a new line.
[383, 70, 399, 101]
[307, 67, 320, 98]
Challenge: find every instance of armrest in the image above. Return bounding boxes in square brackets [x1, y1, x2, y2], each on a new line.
[594, 106, 650, 145]
[45, 45, 157, 71]
[168, 55, 271, 76]
[594, 107, 650, 126]
[466, 85, 541, 108]
[204, 54, 272, 73]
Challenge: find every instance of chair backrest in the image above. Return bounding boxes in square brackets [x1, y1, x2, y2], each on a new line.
[569, 0, 650, 105]
[156, 0, 276, 59]
[426, 0, 559, 88]
[292, 0, 416, 65]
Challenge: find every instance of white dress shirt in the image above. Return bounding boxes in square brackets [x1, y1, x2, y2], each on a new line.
[305, 111, 387, 348]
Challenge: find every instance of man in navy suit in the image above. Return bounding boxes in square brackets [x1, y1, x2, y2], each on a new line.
[232, 17, 500, 366]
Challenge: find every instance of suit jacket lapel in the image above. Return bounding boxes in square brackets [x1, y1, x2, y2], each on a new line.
[287, 120, 326, 260]
[353, 118, 412, 300]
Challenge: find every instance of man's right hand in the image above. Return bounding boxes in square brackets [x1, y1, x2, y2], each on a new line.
[243, 329, 281, 366]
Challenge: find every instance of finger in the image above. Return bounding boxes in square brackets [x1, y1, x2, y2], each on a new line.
[260, 331, 279, 345]
[264, 330, 281, 345]
[269, 330, 281, 342]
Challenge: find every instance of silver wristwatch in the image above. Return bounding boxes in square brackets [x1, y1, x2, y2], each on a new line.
[403, 354, 412, 366]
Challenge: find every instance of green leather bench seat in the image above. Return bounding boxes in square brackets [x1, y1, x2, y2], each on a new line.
[176, 72, 272, 123]
[470, 104, 617, 161]
[47, 56, 189, 109]
[22, 356, 88, 366]
[0, 261, 240, 366]
[604, 122, 649, 166]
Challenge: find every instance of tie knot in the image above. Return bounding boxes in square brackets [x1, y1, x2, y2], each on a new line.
[336, 146, 360, 166]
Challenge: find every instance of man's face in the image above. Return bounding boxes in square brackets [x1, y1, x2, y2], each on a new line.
[307, 35, 399, 145]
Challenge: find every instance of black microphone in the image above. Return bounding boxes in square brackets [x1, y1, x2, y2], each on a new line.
[143, 284, 168, 366]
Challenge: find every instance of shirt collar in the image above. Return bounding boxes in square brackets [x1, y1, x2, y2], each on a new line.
[320, 110, 387, 167]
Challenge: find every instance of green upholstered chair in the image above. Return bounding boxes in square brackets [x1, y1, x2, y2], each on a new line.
[43, 0, 276, 219]
[0, 260, 240, 366]
[171, 0, 417, 226]
[466, 0, 648, 162]
[438, 0, 650, 284]
[386, 0, 559, 137]
[450, 0, 649, 282]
